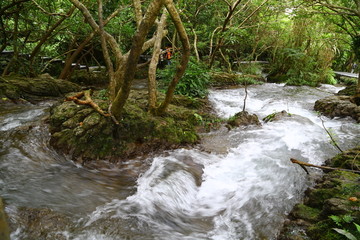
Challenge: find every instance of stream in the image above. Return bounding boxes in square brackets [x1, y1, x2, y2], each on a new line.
[1, 83, 359, 240]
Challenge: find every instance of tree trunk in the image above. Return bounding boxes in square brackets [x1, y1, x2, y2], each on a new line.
[29, 6, 76, 75]
[58, 34, 93, 79]
[110, 0, 165, 120]
[98, 0, 116, 99]
[133, 0, 143, 28]
[155, 0, 191, 115]
[148, 11, 167, 112]
[208, 0, 242, 68]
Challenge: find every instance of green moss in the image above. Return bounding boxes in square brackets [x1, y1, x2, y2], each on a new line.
[49, 88, 206, 162]
[328, 147, 360, 171]
[307, 220, 344, 240]
[50, 102, 85, 129]
[292, 204, 321, 222]
[307, 188, 338, 208]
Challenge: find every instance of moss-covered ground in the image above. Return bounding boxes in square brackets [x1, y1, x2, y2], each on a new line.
[49, 89, 219, 165]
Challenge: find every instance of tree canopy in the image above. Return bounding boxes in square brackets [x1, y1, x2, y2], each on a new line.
[1, 0, 359, 116]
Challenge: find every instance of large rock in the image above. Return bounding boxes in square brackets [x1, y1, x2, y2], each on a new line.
[314, 95, 360, 122]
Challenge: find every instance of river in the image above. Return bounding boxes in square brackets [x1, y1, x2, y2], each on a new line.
[1, 83, 359, 240]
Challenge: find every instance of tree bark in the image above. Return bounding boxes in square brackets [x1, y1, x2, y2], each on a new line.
[59, 5, 125, 80]
[133, 0, 143, 27]
[148, 11, 167, 112]
[110, 0, 165, 120]
[155, 0, 191, 115]
[290, 158, 360, 174]
[97, 0, 116, 99]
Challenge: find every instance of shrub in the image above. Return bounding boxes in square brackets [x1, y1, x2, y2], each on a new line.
[269, 47, 336, 86]
[158, 57, 210, 98]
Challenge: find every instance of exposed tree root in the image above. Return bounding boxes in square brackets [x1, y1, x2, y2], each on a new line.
[65, 90, 110, 117]
[290, 158, 360, 174]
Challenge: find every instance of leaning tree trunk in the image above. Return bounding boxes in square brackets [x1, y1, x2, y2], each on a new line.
[155, 0, 191, 115]
[148, 11, 167, 112]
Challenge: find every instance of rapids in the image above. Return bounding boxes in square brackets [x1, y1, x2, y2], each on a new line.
[1, 83, 359, 240]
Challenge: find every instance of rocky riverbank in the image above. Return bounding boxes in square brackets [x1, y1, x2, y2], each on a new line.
[278, 84, 360, 240]
[278, 148, 360, 240]
[314, 85, 360, 123]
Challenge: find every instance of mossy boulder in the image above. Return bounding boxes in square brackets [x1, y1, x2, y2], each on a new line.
[337, 85, 357, 96]
[226, 111, 261, 129]
[314, 95, 360, 122]
[0, 75, 80, 102]
[263, 110, 292, 123]
[327, 147, 360, 172]
[49, 90, 205, 165]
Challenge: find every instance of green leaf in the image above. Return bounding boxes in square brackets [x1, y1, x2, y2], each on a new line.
[343, 215, 354, 223]
[332, 228, 357, 240]
[329, 215, 342, 226]
[354, 223, 360, 233]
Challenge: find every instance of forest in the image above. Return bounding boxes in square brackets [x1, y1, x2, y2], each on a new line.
[0, 0, 360, 240]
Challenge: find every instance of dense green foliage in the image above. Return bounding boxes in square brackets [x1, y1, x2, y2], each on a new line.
[158, 57, 210, 98]
[0, 0, 359, 90]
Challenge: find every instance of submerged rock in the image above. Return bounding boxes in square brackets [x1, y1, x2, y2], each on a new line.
[9, 207, 74, 240]
[263, 110, 291, 123]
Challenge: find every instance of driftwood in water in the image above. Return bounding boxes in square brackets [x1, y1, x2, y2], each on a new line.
[290, 158, 360, 175]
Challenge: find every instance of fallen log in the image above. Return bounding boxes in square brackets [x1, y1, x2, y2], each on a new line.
[290, 158, 360, 174]
[65, 90, 110, 117]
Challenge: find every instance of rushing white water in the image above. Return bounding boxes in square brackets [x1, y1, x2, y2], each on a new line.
[1, 84, 359, 240]
[73, 84, 359, 239]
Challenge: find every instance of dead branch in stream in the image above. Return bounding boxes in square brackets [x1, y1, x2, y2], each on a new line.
[319, 115, 343, 153]
[290, 158, 360, 175]
[242, 81, 248, 112]
[66, 90, 110, 117]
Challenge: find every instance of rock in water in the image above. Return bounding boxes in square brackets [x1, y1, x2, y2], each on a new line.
[227, 111, 261, 129]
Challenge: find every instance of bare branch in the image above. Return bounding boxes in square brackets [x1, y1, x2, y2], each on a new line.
[31, 0, 70, 16]
[291, 158, 360, 174]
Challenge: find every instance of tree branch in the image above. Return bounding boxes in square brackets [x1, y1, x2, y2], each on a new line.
[290, 158, 360, 174]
